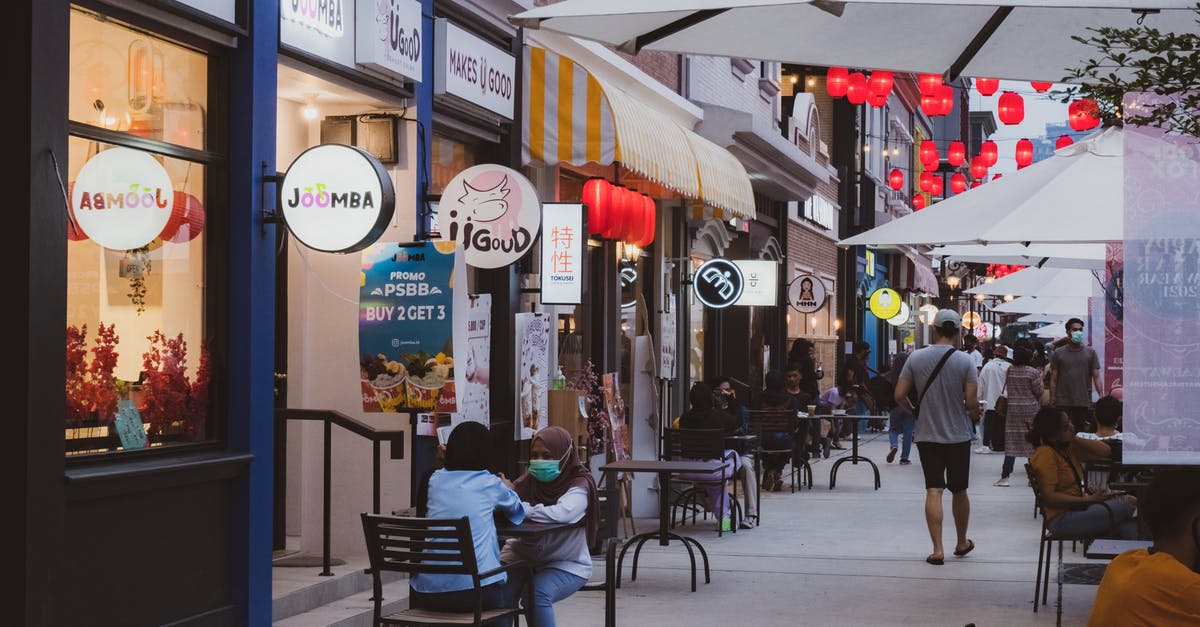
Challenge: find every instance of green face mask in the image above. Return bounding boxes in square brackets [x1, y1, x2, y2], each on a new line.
[528, 449, 568, 482]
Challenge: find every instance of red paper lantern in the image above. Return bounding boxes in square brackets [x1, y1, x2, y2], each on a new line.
[975, 77, 999, 96]
[826, 67, 850, 98]
[970, 156, 988, 180]
[1030, 81, 1053, 93]
[603, 186, 629, 240]
[868, 70, 894, 97]
[950, 173, 967, 194]
[888, 168, 904, 190]
[1015, 138, 1034, 168]
[1055, 135, 1074, 150]
[970, 180, 982, 189]
[937, 85, 955, 116]
[635, 195, 657, 247]
[617, 188, 640, 241]
[845, 72, 868, 105]
[947, 141, 966, 167]
[582, 178, 611, 236]
[867, 90, 888, 107]
[980, 140, 998, 167]
[930, 175, 944, 197]
[919, 140, 939, 167]
[913, 194, 927, 210]
[997, 91, 1025, 125]
[159, 190, 206, 243]
[624, 192, 646, 244]
[920, 92, 942, 117]
[918, 74, 943, 94]
[919, 172, 934, 193]
[1068, 98, 1100, 131]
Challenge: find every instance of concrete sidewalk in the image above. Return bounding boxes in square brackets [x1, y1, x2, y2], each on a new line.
[555, 432, 1101, 626]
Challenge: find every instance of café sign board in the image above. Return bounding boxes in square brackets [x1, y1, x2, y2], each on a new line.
[434, 19, 516, 120]
[279, 144, 395, 253]
[693, 258, 744, 309]
[282, 0, 345, 38]
[356, 0, 422, 81]
[71, 147, 175, 251]
[437, 164, 541, 268]
[733, 260, 778, 306]
[787, 274, 827, 313]
[540, 203, 584, 305]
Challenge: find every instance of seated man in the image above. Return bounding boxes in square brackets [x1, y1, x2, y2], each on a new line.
[1087, 466, 1200, 627]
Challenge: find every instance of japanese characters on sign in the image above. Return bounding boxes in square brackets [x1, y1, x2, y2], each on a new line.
[540, 203, 584, 304]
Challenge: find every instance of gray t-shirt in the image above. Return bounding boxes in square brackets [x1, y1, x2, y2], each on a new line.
[899, 344, 977, 444]
[1050, 345, 1099, 406]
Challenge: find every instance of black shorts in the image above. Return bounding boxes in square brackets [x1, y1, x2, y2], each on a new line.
[916, 441, 971, 493]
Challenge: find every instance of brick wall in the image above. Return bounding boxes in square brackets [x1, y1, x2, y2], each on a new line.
[616, 50, 680, 93]
[687, 56, 776, 123]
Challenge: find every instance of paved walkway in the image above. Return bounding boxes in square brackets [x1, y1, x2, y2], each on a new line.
[556, 432, 1102, 626]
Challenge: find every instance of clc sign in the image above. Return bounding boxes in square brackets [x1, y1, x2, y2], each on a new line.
[693, 258, 744, 309]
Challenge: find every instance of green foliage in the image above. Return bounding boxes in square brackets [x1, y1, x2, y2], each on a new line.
[1058, 3, 1200, 137]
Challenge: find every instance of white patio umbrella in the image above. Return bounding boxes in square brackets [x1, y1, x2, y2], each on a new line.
[839, 127, 1123, 247]
[511, 1, 1200, 82]
[964, 267, 1097, 297]
[1017, 312, 1071, 323]
[930, 243, 1105, 270]
[1033, 322, 1067, 338]
[991, 295, 1088, 316]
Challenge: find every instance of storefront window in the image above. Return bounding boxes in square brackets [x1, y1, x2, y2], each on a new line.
[66, 10, 216, 456]
[430, 133, 479, 196]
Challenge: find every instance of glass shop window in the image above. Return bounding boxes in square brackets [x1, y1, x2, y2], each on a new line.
[65, 9, 218, 456]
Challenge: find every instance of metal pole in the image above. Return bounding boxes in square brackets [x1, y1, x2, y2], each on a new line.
[321, 419, 333, 576]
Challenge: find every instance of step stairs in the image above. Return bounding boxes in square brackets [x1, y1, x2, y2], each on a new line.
[273, 562, 407, 627]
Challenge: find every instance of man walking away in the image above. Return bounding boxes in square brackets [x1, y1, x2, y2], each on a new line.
[894, 309, 980, 566]
[1049, 318, 1102, 433]
[976, 344, 1011, 454]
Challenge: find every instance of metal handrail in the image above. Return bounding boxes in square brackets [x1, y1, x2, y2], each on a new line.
[275, 408, 406, 576]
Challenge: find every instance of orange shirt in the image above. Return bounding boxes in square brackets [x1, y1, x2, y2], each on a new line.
[1088, 549, 1200, 627]
[1029, 443, 1087, 520]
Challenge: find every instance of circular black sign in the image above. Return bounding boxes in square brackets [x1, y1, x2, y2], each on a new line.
[693, 258, 744, 309]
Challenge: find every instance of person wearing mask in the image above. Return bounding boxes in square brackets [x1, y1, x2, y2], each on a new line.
[994, 346, 1044, 487]
[1049, 317, 1103, 433]
[976, 344, 1012, 454]
[894, 309, 980, 566]
[412, 422, 525, 620]
[679, 382, 758, 527]
[1027, 407, 1138, 540]
[501, 427, 600, 627]
[883, 353, 915, 465]
[1087, 466, 1200, 626]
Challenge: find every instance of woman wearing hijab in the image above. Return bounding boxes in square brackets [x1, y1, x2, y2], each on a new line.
[412, 422, 525, 617]
[501, 426, 599, 627]
[884, 353, 916, 465]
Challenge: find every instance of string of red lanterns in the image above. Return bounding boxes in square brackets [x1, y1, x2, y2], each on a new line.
[582, 178, 656, 246]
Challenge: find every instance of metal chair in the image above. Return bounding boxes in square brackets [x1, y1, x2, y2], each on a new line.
[747, 409, 812, 505]
[579, 482, 619, 627]
[663, 427, 740, 536]
[360, 513, 531, 626]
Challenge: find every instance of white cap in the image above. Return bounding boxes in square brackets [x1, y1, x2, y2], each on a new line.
[933, 309, 962, 329]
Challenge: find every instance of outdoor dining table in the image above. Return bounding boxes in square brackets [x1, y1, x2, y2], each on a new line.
[600, 458, 723, 592]
[798, 413, 881, 490]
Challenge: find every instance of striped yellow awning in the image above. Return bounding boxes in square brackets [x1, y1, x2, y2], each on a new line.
[523, 46, 755, 221]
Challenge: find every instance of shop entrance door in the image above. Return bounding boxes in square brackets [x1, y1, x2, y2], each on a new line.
[272, 226, 289, 551]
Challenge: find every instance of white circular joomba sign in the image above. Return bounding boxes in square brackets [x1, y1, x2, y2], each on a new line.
[787, 274, 827, 313]
[280, 144, 395, 253]
[72, 147, 175, 250]
[437, 164, 541, 268]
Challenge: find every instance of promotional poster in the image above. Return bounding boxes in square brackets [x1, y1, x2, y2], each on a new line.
[515, 312, 550, 440]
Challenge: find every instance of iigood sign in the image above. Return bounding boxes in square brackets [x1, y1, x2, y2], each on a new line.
[693, 258, 744, 309]
[540, 203, 584, 305]
[733, 260, 778, 306]
[787, 274, 827, 313]
[434, 19, 516, 120]
[356, 0, 422, 81]
[280, 144, 395, 253]
[71, 147, 175, 251]
[437, 164, 541, 268]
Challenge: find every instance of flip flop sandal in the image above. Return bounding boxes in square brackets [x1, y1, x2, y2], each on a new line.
[926, 555, 944, 565]
[953, 539, 976, 557]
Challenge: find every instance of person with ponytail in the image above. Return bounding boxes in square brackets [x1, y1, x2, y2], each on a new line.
[501, 426, 599, 627]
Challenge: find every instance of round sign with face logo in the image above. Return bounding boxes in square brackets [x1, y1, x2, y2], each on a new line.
[693, 258, 744, 309]
[437, 164, 541, 268]
[280, 144, 395, 253]
[868, 287, 902, 320]
[71, 147, 175, 250]
[787, 274, 826, 313]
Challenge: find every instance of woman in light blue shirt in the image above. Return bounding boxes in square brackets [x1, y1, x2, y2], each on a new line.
[502, 426, 599, 627]
[411, 421, 525, 617]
